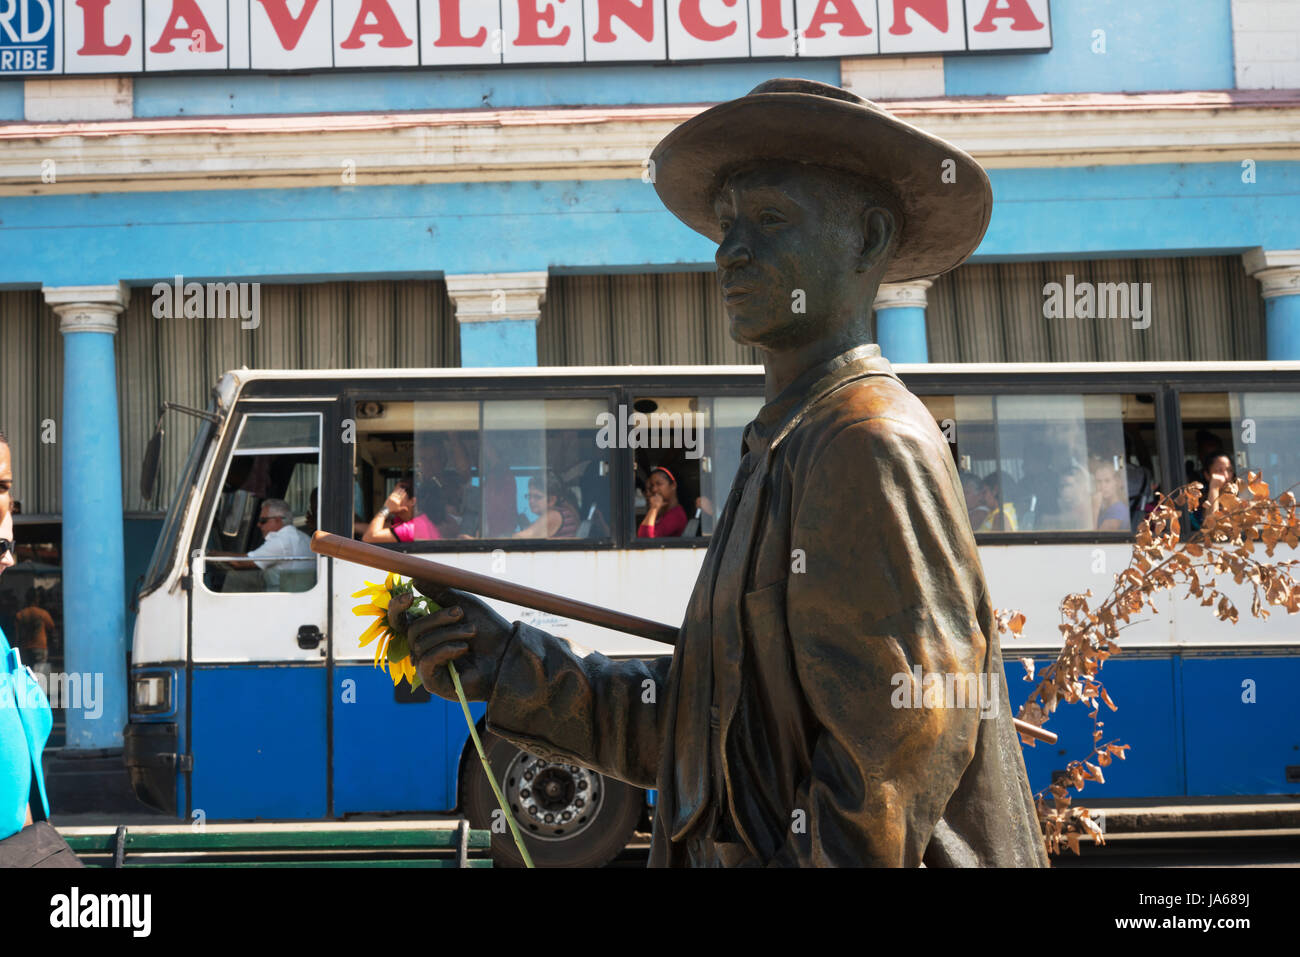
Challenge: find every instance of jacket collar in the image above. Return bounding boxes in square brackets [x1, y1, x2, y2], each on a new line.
[743, 344, 898, 456]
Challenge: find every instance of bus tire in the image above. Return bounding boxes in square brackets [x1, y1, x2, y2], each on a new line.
[461, 730, 644, 868]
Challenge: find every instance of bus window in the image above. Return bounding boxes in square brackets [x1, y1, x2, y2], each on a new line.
[202, 413, 320, 593]
[629, 394, 763, 540]
[352, 398, 612, 543]
[1179, 391, 1300, 502]
[918, 392, 1157, 534]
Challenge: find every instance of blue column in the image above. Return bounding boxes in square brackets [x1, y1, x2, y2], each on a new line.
[873, 279, 933, 364]
[460, 319, 539, 367]
[1244, 250, 1300, 360]
[1264, 294, 1300, 360]
[44, 285, 129, 750]
[446, 271, 547, 369]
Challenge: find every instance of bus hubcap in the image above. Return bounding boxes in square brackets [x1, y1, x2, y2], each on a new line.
[504, 752, 604, 842]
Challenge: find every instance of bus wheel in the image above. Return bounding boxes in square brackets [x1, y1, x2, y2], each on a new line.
[461, 730, 643, 868]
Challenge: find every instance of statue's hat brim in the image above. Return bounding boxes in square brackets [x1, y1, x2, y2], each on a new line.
[650, 78, 992, 283]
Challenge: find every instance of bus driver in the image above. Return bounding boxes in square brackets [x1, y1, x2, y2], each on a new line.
[404, 79, 1049, 867]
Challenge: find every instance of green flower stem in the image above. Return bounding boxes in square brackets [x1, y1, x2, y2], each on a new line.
[448, 660, 535, 869]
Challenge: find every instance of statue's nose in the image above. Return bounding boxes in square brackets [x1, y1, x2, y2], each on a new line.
[715, 231, 752, 271]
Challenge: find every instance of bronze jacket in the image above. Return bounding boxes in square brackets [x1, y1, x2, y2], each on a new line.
[486, 344, 1049, 867]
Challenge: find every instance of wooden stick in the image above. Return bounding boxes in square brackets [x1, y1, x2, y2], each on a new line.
[312, 531, 1057, 745]
[312, 531, 680, 644]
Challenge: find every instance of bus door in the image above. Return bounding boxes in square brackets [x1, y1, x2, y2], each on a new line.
[188, 406, 331, 819]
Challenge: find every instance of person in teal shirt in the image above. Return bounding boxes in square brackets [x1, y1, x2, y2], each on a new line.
[0, 430, 54, 843]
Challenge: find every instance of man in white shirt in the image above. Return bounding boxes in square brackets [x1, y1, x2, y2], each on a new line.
[209, 498, 312, 592]
[245, 499, 313, 590]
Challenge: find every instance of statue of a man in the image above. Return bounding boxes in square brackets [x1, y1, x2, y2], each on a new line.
[410, 79, 1049, 867]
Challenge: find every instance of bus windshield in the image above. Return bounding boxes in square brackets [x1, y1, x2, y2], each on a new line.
[139, 409, 219, 597]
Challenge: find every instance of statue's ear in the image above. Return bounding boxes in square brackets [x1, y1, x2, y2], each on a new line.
[858, 205, 896, 273]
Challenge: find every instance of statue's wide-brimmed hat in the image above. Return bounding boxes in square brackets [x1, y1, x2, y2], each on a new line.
[650, 78, 992, 283]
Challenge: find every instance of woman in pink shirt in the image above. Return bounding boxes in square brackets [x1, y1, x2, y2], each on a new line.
[362, 479, 441, 544]
[638, 467, 687, 539]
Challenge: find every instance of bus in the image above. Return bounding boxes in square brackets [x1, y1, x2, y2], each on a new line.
[125, 362, 1300, 866]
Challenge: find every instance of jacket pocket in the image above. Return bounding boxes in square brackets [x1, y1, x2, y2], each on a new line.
[741, 580, 788, 634]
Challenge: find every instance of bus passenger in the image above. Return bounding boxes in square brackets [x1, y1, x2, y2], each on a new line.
[959, 471, 991, 530]
[638, 467, 687, 539]
[1091, 456, 1129, 531]
[514, 472, 580, 539]
[1187, 452, 1236, 532]
[364, 479, 440, 544]
[976, 472, 1018, 532]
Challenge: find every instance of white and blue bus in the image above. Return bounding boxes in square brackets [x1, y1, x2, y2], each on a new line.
[126, 362, 1300, 866]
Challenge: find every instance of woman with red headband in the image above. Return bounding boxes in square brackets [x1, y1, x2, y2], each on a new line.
[638, 466, 688, 539]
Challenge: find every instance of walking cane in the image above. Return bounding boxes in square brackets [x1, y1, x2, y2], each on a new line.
[310, 531, 1056, 745]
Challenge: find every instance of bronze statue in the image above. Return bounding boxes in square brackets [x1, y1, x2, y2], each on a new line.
[410, 78, 1049, 867]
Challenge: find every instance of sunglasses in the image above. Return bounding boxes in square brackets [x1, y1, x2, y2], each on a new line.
[0, 539, 12, 559]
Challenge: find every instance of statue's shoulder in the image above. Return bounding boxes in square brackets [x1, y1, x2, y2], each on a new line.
[792, 373, 942, 456]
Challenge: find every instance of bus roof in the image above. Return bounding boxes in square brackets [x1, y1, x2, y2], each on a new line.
[219, 360, 1300, 387]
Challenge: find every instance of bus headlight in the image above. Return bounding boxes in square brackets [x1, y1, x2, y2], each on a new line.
[132, 674, 171, 714]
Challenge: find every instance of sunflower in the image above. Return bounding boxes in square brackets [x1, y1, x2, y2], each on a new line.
[352, 572, 424, 689]
[354, 571, 535, 867]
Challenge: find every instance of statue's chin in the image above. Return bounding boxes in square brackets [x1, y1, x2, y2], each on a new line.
[728, 312, 819, 354]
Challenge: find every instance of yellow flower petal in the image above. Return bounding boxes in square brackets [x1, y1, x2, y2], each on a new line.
[351, 583, 388, 599]
[352, 603, 387, 617]
[386, 572, 398, 590]
[374, 633, 388, 667]
[358, 619, 386, 648]
[388, 658, 402, 685]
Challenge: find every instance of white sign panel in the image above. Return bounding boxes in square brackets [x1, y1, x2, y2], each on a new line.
[879, 0, 966, 54]
[964, 0, 1050, 51]
[0, 0, 1051, 75]
[796, 0, 879, 59]
[250, 0, 332, 70]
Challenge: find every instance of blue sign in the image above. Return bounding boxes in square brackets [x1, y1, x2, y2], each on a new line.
[0, 0, 56, 73]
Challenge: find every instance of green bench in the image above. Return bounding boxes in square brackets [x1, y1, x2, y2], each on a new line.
[59, 820, 493, 868]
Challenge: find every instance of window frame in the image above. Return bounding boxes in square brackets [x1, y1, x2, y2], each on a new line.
[617, 383, 765, 550]
[188, 401, 333, 593]
[225, 367, 1300, 552]
[340, 383, 625, 554]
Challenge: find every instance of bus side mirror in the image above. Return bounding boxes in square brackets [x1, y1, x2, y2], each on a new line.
[141, 424, 164, 502]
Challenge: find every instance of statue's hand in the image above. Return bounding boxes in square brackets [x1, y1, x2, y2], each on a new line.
[407, 583, 514, 702]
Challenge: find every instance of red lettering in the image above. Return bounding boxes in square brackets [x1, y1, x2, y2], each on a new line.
[148, 0, 224, 54]
[434, 0, 486, 47]
[972, 0, 1044, 33]
[254, 0, 321, 52]
[679, 0, 738, 42]
[514, 0, 570, 46]
[803, 0, 871, 39]
[339, 0, 414, 49]
[75, 0, 130, 56]
[888, 0, 947, 35]
[754, 0, 788, 39]
[591, 0, 654, 43]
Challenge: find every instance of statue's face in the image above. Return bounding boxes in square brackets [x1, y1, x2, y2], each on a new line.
[712, 162, 882, 350]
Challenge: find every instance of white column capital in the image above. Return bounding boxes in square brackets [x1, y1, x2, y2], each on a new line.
[445, 271, 548, 323]
[873, 279, 933, 311]
[1243, 248, 1300, 299]
[43, 283, 131, 334]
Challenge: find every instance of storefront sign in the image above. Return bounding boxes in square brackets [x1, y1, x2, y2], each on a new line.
[0, 0, 1051, 75]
